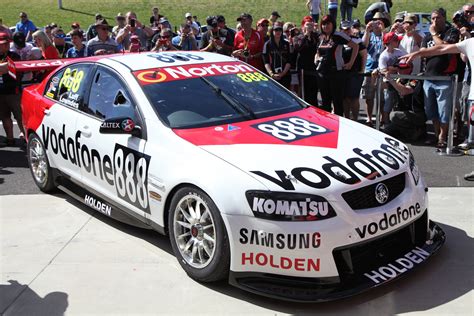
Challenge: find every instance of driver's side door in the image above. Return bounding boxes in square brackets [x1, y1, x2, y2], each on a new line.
[76, 65, 151, 219]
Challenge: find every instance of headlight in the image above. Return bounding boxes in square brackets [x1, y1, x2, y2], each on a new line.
[245, 191, 336, 221]
[409, 150, 420, 185]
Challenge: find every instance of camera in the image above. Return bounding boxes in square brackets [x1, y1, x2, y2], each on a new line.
[130, 18, 136, 27]
[453, 10, 471, 29]
[290, 28, 300, 37]
[242, 49, 250, 57]
[274, 67, 282, 74]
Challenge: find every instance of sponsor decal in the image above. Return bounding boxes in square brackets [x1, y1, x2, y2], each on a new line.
[101, 122, 120, 129]
[121, 119, 135, 132]
[364, 247, 430, 284]
[227, 124, 240, 131]
[355, 203, 422, 239]
[246, 191, 336, 221]
[375, 183, 389, 204]
[252, 137, 409, 190]
[41, 124, 151, 212]
[252, 117, 333, 142]
[84, 194, 112, 216]
[239, 228, 321, 249]
[134, 61, 254, 85]
[241, 252, 320, 272]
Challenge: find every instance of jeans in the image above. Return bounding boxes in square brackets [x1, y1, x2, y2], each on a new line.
[423, 80, 453, 124]
[341, 5, 353, 21]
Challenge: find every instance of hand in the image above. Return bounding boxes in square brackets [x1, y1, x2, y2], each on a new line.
[429, 24, 436, 35]
[232, 49, 244, 57]
[400, 52, 418, 64]
[343, 62, 353, 70]
[366, 21, 374, 32]
[460, 27, 471, 38]
[391, 22, 400, 32]
[272, 73, 282, 80]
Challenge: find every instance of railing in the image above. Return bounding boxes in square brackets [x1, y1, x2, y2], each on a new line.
[374, 73, 462, 156]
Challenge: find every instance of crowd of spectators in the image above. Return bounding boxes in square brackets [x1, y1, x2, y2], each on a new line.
[0, 2, 473, 157]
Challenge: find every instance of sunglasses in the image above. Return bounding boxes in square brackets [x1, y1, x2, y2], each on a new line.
[54, 34, 66, 38]
[161, 35, 171, 38]
[20, 15, 27, 18]
[273, 28, 283, 31]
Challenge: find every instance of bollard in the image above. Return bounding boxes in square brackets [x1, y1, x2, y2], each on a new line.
[301, 69, 305, 101]
[375, 75, 382, 130]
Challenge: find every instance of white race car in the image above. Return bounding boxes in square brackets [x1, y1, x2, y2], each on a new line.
[10, 51, 445, 302]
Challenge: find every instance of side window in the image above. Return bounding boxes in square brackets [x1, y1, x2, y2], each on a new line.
[86, 68, 137, 122]
[45, 64, 92, 108]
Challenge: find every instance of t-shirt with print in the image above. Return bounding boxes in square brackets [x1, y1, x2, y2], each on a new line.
[0, 51, 20, 94]
[365, 32, 383, 72]
[457, 38, 474, 99]
[317, 31, 351, 72]
[422, 27, 459, 76]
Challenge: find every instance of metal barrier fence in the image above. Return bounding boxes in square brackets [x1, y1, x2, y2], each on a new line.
[375, 73, 462, 156]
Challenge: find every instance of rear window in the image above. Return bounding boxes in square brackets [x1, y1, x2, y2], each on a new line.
[135, 62, 306, 128]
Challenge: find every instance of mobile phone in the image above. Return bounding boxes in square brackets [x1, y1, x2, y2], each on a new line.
[130, 19, 136, 27]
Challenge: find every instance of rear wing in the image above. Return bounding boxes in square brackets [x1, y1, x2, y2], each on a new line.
[7, 58, 77, 80]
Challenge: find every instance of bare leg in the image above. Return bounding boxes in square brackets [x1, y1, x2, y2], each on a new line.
[2, 117, 14, 140]
[365, 99, 374, 123]
[351, 98, 360, 121]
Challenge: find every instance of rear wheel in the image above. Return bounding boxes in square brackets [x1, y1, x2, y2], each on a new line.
[27, 133, 56, 192]
[168, 187, 230, 282]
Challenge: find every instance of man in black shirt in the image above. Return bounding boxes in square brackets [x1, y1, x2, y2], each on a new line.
[421, 8, 460, 148]
[0, 32, 23, 147]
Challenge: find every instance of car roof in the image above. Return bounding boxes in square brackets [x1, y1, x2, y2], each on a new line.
[105, 51, 237, 71]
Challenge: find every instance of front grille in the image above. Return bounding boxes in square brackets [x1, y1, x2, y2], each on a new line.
[333, 210, 428, 282]
[342, 173, 405, 210]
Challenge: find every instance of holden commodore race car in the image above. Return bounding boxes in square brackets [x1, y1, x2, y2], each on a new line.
[9, 51, 445, 302]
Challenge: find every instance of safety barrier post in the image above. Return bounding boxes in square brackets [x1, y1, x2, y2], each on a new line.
[375, 75, 382, 130]
[301, 69, 305, 101]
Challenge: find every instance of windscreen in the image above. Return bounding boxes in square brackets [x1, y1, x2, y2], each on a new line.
[136, 62, 306, 128]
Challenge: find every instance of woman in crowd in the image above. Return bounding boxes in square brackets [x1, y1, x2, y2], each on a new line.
[314, 15, 358, 115]
[32, 30, 59, 59]
[263, 22, 292, 89]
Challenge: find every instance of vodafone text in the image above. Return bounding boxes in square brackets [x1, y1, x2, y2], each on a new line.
[364, 247, 429, 284]
[252, 137, 409, 190]
[355, 203, 422, 239]
[41, 124, 151, 212]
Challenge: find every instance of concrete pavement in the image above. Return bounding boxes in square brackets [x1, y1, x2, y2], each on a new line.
[1, 188, 472, 315]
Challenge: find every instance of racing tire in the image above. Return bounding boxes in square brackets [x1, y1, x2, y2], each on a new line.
[27, 133, 56, 192]
[168, 186, 230, 282]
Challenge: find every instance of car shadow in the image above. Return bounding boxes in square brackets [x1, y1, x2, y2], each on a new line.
[0, 280, 68, 316]
[199, 222, 473, 314]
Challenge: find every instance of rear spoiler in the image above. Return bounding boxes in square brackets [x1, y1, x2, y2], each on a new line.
[7, 58, 76, 80]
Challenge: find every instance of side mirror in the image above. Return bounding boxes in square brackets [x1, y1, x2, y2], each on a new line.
[99, 117, 142, 138]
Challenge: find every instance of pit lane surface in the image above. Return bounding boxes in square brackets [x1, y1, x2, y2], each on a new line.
[0, 189, 472, 315]
[1, 122, 473, 314]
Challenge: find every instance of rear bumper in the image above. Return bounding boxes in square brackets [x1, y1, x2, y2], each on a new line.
[229, 220, 445, 302]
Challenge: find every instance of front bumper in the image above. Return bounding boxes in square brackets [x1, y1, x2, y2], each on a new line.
[229, 220, 445, 302]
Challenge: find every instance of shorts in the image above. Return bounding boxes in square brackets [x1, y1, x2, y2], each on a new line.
[361, 75, 376, 100]
[384, 89, 397, 113]
[423, 80, 453, 124]
[345, 72, 364, 98]
[0, 94, 22, 126]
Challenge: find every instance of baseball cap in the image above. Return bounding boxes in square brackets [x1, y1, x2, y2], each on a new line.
[257, 18, 270, 26]
[383, 32, 402, 44]
[403, 14, 417, 24]
[216, 15, 226, 23]
[95, 18, 109, 27]
[116, 12, 125, 20]
[237, 13, 252, 21]
[71, 22, 80, 28]
[95, 13, 103, 20]
[352, 19, 361, 28]
[271, 11, 281, 18]
[394, 13, 405, 22]
[0, 32, 11, 44]
[393, 60, 413, 71]
[273, 22, 284, 30]
[185, 12, 192, 18]
[340, 20, 352, 30]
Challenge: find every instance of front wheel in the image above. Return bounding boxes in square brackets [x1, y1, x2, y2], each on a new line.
[27, 133, 56, 192]
[168, 187, 230, 282]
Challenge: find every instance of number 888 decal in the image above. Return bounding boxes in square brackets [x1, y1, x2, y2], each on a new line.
[113, 144, 151, 213]
[252, 117, 333, 142]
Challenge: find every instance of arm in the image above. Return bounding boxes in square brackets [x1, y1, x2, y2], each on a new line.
[306, 0, 311, 10]
[344, 40, 359, 69]
[387, 78, 414, 96]
[402, 43, 461, 64]
[115, 27, 129, 44]
[0, 62, 8, 75]
[359, 48, 368, 73]
[362, 22, 373, 47]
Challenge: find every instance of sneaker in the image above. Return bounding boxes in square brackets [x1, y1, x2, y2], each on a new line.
[464, 171, 474, 181]
[457, 140, 474, 150]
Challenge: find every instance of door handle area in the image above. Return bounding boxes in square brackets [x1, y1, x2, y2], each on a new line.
[80, 126, 92, 138]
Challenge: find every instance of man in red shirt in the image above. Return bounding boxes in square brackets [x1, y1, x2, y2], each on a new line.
[232, 13, 264, 71]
